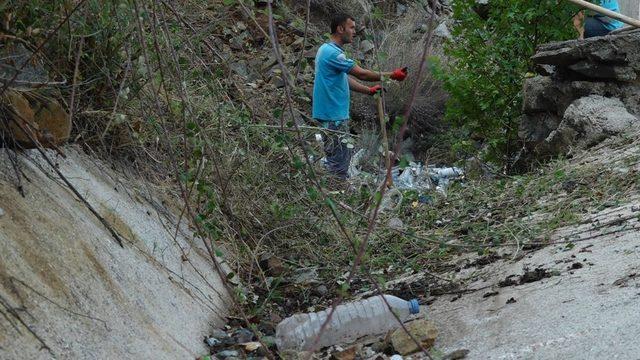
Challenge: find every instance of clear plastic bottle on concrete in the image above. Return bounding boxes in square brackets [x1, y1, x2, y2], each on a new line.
[275, 294, 420, 351]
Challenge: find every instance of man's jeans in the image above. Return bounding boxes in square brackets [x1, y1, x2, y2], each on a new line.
[585, 16, 612, 38]
[321, 121, 352, 179]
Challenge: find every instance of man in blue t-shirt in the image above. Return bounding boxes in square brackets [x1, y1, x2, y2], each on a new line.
[575, 0, 624, 38]
[313, 14, 408, 179]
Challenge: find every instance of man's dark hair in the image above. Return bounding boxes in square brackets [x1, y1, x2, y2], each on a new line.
[331, 13, 355, 34]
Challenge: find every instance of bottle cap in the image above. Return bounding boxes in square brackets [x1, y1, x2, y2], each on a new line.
[409, 299, 420, 314]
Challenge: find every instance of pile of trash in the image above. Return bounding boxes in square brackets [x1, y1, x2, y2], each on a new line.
[348, 149, 464, 195]
[346, 149, 464, 212]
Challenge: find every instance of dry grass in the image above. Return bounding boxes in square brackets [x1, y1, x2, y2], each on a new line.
[350, 3, 449, 159]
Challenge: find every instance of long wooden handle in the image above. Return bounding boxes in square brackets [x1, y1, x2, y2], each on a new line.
[376, 95, 393, 188]
[566, 0, 640, 28]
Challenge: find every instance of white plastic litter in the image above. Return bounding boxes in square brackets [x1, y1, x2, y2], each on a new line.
[275, 294, 420, 351]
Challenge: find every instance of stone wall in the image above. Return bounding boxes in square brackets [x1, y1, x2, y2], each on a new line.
[518, 29, 640, 161]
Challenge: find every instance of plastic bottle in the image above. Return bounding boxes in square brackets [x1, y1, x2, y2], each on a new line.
[275, 294, 420, 351]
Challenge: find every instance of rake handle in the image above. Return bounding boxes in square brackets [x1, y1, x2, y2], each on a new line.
[566, 0, 640, 28]
[376, 94, 393, 188]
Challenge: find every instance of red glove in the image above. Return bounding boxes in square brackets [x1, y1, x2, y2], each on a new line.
[390, 67, 408, 81]
[368, 84, 383, 95]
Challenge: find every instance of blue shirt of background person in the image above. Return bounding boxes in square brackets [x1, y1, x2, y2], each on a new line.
[312, 42, 355, 121]
[579, 0, 624, 38]
[596, 0, 623, 30]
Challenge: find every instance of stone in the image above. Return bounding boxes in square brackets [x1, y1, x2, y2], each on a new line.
[233, 328, 254, 343]
[387, 217, 404, 231]
[396, 4, 408, 16]
[0, 90, 70, 149]
[242, 341, 261, 352]
[568, 61, 636, 82]
[262, 55, 278, 71]
[546, 95, 638, 152]
[260, 253, 286, 276]
[533, 64, 555, 76]
[280, 350, 313, 360]
[216, 350, 240, 359]
[390, 319, 438, 355]
[522, 76, 561, 113]
[0, 42, 49, 85]
[313, 284, 328, 296]
[331, 344, 361, 360]
[30, 96, 71, 146]
[442, 349, 470, 359]
[210, 328, 230, 340]
[205, 337, 221, 347]
[434, 22, 452, 39]
[293, 267, 318, 285]
[303, 49, 316, 59]
[519, 29, 640, 163]
[229, 34, 246, 50]
[229, 60, 249, 78]
[360, 40, 375, 54]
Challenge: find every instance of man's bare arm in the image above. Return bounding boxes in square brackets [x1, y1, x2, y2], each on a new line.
[348, 76, 375, 94]
[349, 64, 391, 82]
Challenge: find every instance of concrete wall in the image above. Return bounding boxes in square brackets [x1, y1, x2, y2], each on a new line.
[0, 148, 229, 360]
[619, 0, 640, 19]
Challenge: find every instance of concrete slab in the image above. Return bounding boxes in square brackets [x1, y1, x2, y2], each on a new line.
[429, 203, 640, 359]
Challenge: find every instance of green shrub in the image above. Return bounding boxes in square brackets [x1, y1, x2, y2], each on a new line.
[440, 0, 578, 164]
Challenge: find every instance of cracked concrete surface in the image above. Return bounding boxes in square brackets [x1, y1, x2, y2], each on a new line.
[430, 198, 640, 359]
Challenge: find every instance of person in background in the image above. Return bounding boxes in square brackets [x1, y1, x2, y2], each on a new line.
[574, 0, 624, 38]
[312, 13, 408, 180]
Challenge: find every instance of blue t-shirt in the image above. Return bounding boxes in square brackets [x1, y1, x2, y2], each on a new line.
[312, 42, 355, 121]
[595, 0, 624, 30]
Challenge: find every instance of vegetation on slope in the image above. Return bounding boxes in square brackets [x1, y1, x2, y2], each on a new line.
[439, 0, 578, 165]
[5, 2, 639, 355]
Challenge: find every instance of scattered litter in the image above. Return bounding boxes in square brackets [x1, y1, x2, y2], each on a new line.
[275, 294, 419, 350]
[348, 149, 367, 178]
[390, 355, 404, 360]
[348, 152, 464, 200]
[0, 207, 4, 218]
[380, 188, 403, 212]
[205, 337, 221, 347]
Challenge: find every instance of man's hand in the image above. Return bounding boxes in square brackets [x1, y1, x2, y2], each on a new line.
[368, 84, 383, 95]
[390, 67, 408, 81]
